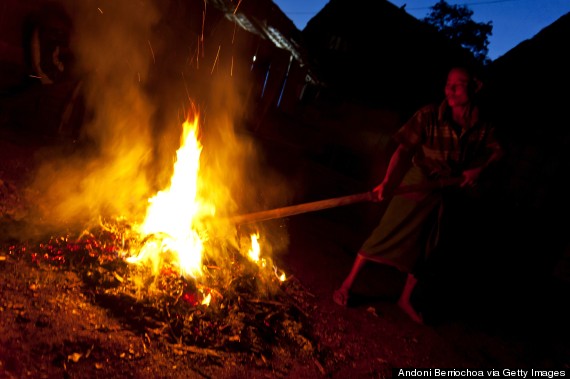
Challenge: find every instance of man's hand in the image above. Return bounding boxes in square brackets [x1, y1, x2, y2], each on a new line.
[372, 143, 413, 202]
[372, 182, 393, 202]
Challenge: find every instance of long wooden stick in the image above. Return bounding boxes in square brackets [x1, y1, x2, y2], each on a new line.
[228, 177, 462, 225]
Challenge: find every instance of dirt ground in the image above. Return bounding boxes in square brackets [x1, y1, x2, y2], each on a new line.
[1, 126, 569, 379]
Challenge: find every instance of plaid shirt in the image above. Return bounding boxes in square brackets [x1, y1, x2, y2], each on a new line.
[393, 101, 502, 178]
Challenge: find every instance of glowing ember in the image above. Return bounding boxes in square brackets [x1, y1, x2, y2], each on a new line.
[276, 269, 286, 282]
[201, 291, 212, 306]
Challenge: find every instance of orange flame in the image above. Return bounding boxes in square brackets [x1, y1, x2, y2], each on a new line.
[125, 107, 286, 295]
[247, 232, 261, 263]
[127, 112, 212, 278]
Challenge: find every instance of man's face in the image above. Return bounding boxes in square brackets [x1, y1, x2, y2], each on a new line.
[445, 69, 471, 107]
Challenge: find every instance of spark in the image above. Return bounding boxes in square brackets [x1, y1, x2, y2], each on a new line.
[210, 45, 221, 75]
[187, 45, 198, 68]
[233, 0, 243, 15]
[148, 40, 155, 64]
[97, 7, 103, 14]
[182, 71, 192, 103]
[201, 7, 205, 44]
[230, 23, 237, 76]
[232, 20, 237, 44]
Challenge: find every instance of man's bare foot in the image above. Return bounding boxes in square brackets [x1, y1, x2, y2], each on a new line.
[397, 297, 424, 324]
[333, 288, 350, 307]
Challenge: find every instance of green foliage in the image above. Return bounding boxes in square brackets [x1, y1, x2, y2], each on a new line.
[422, 0, 493, 65]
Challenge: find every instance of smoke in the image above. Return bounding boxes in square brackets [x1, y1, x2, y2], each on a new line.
[22, 0, 292, 257]
[24, 0, 161, 234]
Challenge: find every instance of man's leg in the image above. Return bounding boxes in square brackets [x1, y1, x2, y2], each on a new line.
[397, 273, 423, 324]
[333, 252, 368, 306]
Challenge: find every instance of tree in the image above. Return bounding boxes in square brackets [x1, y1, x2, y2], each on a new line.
[422, 0, 493, 65]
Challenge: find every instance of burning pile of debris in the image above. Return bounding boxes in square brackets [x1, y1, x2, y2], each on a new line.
[0, 1, 335, 371]
[0, 104, 331, 374]
[2, 217, 322, 369]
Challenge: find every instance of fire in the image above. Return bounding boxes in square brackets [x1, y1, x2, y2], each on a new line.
[247, 232, 261, 263]
[126, 112, 212, 278]
[247, 232, 286, 282]
[201, 291, 212, 306]
[124, 107, 286, 299]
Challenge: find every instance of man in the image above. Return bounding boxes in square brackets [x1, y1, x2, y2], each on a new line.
[333, 67, 504, 323]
